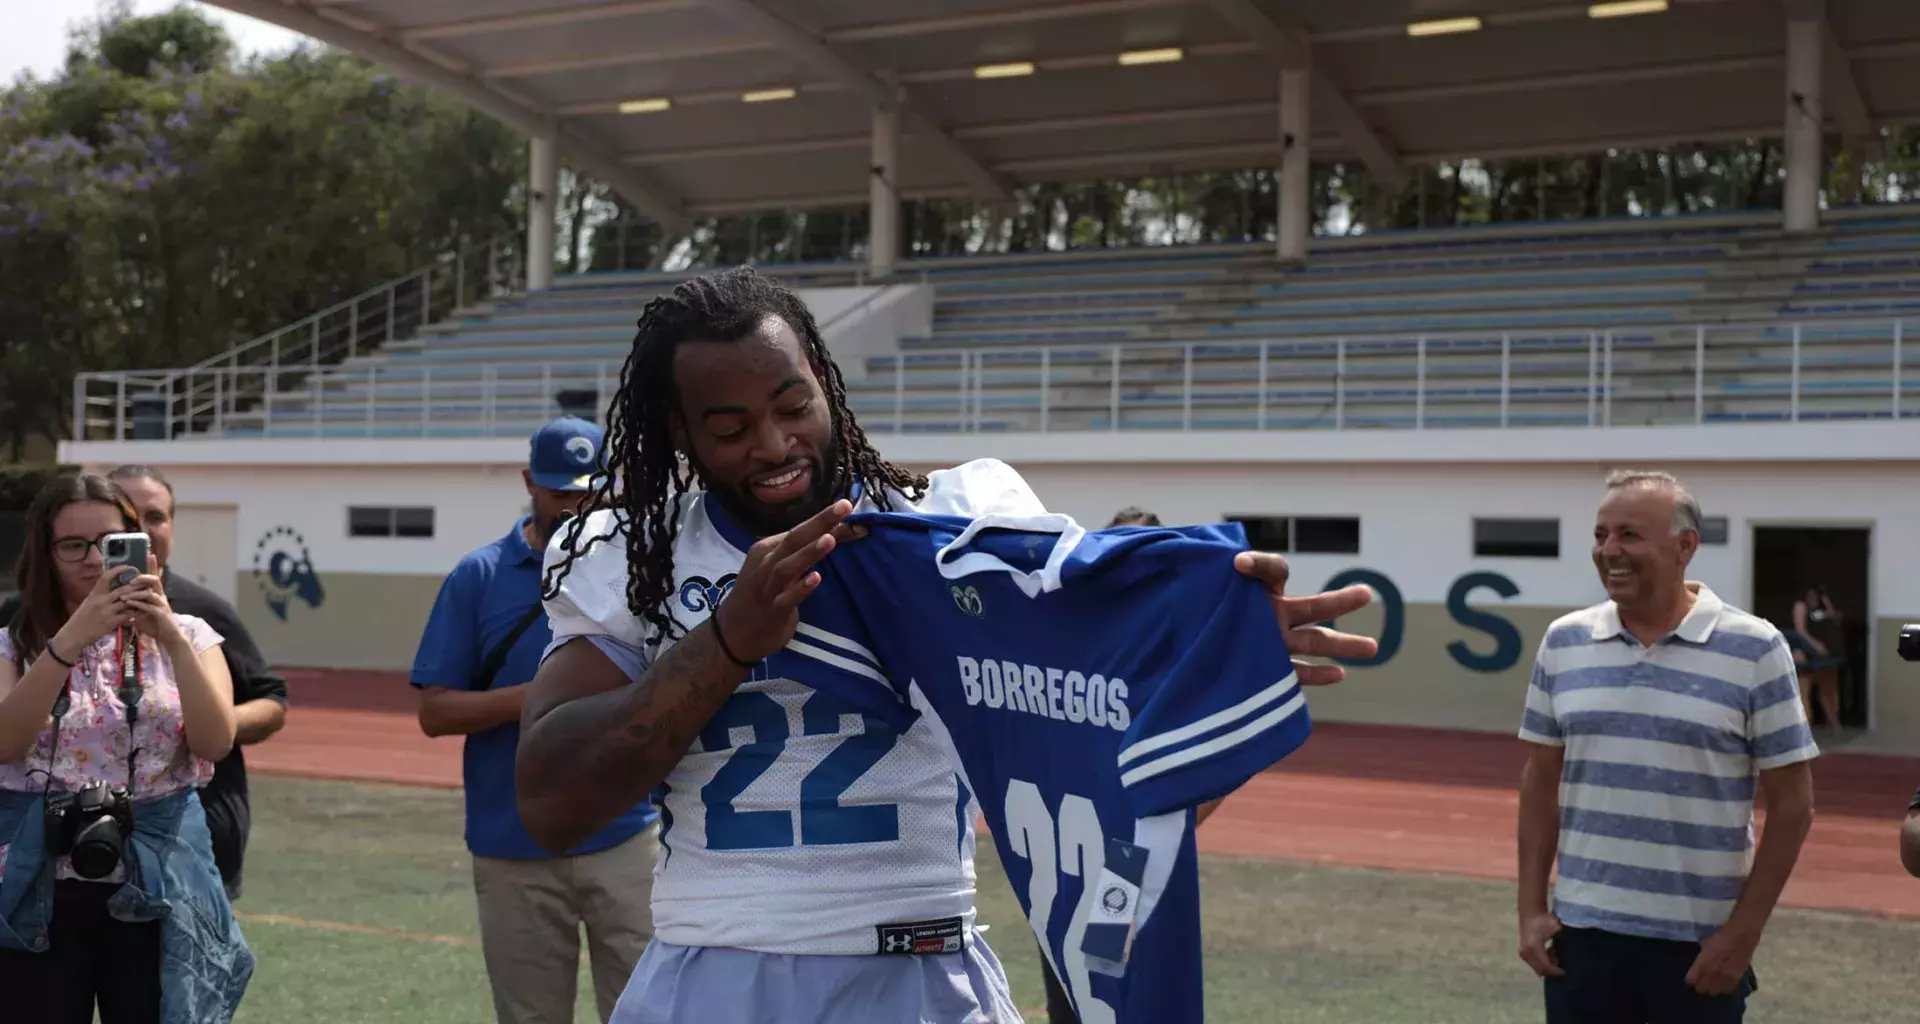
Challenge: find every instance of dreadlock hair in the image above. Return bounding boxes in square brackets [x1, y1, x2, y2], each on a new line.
[542, 264, 928, 645]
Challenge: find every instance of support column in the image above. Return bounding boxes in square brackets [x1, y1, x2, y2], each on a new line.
[1278, 68, 1310, 262]
[869, 100, 901, 280]
[527, 135, 558, 292]
[1784, 17, 1823, 233]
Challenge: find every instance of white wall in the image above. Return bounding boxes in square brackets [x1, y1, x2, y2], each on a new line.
[980, 460, 1920, 617]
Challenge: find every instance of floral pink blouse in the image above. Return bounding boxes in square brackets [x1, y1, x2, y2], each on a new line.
[0, 615, 223, 882]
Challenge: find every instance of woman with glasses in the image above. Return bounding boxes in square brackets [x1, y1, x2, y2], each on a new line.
[0, 473, 253, 1023]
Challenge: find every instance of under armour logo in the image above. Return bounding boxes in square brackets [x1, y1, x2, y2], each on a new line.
[883, 933, 913, 953]
[950, 585, 984, 617]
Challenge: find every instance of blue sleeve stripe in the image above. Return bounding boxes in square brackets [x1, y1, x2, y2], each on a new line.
[785, 636, 891, 688]
[1118, 671, 1300, 769]
[1119, 685, 1306, 789]
[792, 622, 881, 669]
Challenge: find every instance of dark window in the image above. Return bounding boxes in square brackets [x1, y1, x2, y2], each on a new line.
[348, 506, 436, 539]
[1226, 515, 1360, 555]
[1227, 516, 1290, 553]
[394, 508, 436, 538]
[1474, 518, 1560, 559]
[1293, 517, 1361, 554]
[1698, 516, 1729, 546]
[347, 507, 391, 538]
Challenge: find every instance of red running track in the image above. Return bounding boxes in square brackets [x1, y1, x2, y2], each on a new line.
[257, 669, 1920, 920]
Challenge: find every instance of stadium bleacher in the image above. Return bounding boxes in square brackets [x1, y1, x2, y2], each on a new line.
[116, 210, 1920, 440]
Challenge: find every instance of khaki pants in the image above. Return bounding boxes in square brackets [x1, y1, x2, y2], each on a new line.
[472, 825, 659, 1024]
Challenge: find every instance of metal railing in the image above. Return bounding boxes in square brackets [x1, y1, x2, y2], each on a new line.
[72, 233, 523, 442]
[68, 316, 1911, 440]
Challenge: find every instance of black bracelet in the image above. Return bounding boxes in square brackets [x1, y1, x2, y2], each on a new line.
[707, 609, 758, 669]
[44, 640, 75, 669]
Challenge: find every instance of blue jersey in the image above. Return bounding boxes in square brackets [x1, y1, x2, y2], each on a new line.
[769, 511, 1310, 1024]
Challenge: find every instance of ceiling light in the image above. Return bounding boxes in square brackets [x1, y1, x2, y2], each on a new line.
[1588, 0, 1667, 17]
[1117, 47, 1184, 66]
[1406, 16, 1483, 37]
[741, 87, 796, 103]
[974, 62, 1035, 79]
[618, 97, 671, 114]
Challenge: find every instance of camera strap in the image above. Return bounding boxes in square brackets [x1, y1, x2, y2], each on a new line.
[115, 627, 143, 792]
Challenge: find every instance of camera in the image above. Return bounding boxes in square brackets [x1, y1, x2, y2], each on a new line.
[1901, 624, 1920, 663]
[45, 782, 134, 880]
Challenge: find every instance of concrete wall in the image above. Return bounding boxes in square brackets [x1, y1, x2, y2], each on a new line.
[62, 424, 1920, 752]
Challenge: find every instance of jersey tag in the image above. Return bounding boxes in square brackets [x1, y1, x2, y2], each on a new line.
[1081, 836, 1148, 976]
[876, 916, 965, 955]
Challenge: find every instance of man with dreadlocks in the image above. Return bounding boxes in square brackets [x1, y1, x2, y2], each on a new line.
[515, 266, 1378, 1024]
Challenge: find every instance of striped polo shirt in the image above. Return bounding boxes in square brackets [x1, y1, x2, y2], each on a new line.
[1518, 583, 1818, 942]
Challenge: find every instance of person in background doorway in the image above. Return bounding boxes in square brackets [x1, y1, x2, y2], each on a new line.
[108, 465, 288, 903]
[1107, 506, 1161, 528]
[1516, 470, 1816, 1024]
[1788, 585, 1843, 730]
[411, 417, 661, 1024]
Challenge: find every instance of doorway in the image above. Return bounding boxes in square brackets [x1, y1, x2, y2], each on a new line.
[1751, 526, 1871, 729]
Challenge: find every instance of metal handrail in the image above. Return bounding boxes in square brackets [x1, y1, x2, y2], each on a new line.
[68, 316, 1911, 441]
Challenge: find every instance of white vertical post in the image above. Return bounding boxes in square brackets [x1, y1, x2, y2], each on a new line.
[1695, 325, 1706, 424]
[1415, 336, 1426, 430]
[1784, 17, 1823, 234]
[1256, 342, 1269, 430]
[1587, 330, 1599, 426]
[1335, 338, 1346, 429]
[1895, 320, 1904, 419]
[1278, 67, 1311, 262]
[1500, 332, 1511, 428]
[1182, 343, 1194, 430]
[951, 353, 965, 430]
[1603, 330, 1614, 427]
[485, 365, 496, 435]
[528, 136, 558, 291]
[869, 96, 901, 281]
[1039, 348, 1051, 432]
[1109, 347, 1121, 432]
[1790, 322, 1802, 421]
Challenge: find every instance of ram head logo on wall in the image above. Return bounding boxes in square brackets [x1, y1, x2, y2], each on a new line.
[253, 526, 326, 621]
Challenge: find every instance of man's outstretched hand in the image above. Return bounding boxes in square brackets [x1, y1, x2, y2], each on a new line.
[1234, 550, 1379, 686]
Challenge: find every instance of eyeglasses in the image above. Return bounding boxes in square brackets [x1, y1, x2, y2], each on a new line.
[51, 536, 113, 564]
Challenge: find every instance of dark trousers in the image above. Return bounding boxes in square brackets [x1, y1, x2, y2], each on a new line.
[1039, 941, 1082, 1024]
[1545, 926, 1756, 1024]
[0, 879, 163, 1024]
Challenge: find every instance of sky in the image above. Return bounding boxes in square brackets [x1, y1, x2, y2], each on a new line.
[2, 0, 311, 83]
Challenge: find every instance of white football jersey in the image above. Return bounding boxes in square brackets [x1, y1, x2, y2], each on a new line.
[543, 459, 1048, 954]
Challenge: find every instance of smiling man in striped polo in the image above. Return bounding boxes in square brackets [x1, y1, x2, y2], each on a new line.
[1515, 469, 1818, 1024]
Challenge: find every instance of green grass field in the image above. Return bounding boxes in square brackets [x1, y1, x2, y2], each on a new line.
[232, 776, 1914, 1023]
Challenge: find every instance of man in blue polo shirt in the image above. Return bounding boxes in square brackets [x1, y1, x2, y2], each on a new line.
[412, 417, 660, 1024]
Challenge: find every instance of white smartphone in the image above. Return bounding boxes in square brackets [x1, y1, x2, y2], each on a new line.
[101, 532, 150, 589]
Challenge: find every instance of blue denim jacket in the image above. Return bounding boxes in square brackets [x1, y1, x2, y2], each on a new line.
[0, 787, 255, 1023]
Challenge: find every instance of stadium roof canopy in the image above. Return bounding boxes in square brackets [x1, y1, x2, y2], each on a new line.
[211, 0, 1920, 232]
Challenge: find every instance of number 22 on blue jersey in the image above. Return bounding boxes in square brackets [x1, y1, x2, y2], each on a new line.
[1007, 778, 1118, 1024]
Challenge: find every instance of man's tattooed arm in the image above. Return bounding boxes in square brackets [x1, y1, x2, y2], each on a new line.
[515, 621, 752, 853]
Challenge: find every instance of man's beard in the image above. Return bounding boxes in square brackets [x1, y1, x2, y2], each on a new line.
[690, 444, 842, 538]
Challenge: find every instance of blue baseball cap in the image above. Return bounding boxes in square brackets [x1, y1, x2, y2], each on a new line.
[528, 417, 606, 492]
